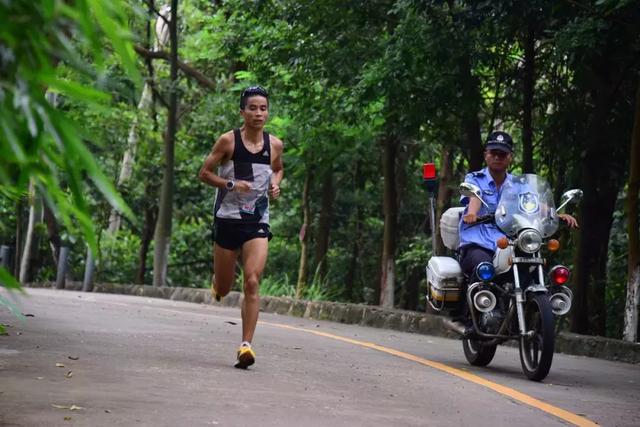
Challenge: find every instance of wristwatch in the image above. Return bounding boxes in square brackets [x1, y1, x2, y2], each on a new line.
[225, 180, 235, 191]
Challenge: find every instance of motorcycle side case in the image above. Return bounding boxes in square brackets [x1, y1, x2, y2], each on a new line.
[426, 256, 464, 304]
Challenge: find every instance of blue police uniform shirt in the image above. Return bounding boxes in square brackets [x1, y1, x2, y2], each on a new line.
[458, 167, 513, 252]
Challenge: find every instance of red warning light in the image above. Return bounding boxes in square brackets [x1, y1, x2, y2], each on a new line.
[423, 163, 436, 180]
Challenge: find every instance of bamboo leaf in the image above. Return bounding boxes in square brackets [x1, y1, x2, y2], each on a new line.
[0, 267, 21, 290]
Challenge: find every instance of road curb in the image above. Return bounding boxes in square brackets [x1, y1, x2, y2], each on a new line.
[25, 281, 640, 364]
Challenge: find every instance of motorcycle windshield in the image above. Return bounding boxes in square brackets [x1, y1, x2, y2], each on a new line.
[495, 174, 559, 238]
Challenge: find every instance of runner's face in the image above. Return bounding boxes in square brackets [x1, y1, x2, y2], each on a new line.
[241, 96, 269, 129]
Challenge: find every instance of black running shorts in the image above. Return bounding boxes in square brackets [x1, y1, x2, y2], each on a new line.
[213, 221, 272, 250]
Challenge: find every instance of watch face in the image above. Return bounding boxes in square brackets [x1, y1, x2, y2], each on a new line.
[226, 181, 234, 190]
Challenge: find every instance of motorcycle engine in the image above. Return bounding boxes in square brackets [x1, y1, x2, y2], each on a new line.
[479, 309, 505, 334]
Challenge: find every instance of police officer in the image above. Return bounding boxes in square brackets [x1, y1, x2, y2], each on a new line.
[458, 131, 515, 282]
[453, 131, 577, 333]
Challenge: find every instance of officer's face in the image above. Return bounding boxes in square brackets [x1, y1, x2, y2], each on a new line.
[240, 96, 269, 129]
[484, 149, 512, 172]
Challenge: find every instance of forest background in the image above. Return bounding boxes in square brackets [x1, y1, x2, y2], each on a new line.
[1, 0, 639, 342]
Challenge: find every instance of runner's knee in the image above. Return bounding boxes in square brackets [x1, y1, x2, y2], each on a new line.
[244, 275, 260, 296]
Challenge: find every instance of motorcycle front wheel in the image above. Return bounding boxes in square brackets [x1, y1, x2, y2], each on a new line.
[463, 338, 497, 367]
[519, 293, 555, 381]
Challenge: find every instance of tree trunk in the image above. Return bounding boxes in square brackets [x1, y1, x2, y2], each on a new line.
[571, 105, 623, 336]
[108, 83, 154, 234]
[401, 267, 422, 311]
[136, 188, 158, 284]
[623, 81, 640, 342]
[521, 22, 535, 174]
[460, 53, 484, 170]
[14, 198, 23, 277]
[570, 49, 629, 336]
[43, 202, 61, 267]
[486, 43, 508, 136]
[314, 171, 334, 283]
[152, 0, 179, 287]
[19, 181, 39, 284]
[296, 171, 312, 298]
[435, 147, 454, 255]
[345, 162, 365, 301]
[380, 136, 398, 308]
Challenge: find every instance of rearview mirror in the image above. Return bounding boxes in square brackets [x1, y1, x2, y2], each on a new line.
[557, 189, 583, 212]
[459, 183, 490, 209]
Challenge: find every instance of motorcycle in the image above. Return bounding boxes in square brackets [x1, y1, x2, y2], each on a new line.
[424, 172, 582, 381]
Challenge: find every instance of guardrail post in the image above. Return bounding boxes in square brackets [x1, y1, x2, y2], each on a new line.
[82, 248, 95, 292]
[56, 246, 69, 289]
[0, 245, 11, 270]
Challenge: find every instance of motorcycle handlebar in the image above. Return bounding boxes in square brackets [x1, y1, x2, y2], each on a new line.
[476, 214, 494, 223]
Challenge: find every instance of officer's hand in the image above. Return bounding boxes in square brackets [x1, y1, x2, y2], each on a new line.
[558, 213, 579, 229]
[463, 213, 478, 224]
[268, 183, 280, 199]
[234, 180, 252, 193]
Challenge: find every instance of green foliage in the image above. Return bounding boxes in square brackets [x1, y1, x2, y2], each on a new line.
[99, 230, 142, 284]
[3, 0, 639, 340]
[0, 0, 141, 321]
[260, 275, 295, 298]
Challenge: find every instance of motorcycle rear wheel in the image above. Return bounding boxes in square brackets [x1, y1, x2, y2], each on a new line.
[519, 293, 555, 381]
[463, 338, 497, 367]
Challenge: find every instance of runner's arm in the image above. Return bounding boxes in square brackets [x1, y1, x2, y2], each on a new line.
[269, 137, 284, 199]
[198, 134, 233, 189]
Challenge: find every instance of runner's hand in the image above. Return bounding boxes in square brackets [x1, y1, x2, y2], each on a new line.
[269, 183, 280, 199]
[234, 180, 252, 193]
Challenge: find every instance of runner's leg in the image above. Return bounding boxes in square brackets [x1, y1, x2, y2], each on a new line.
[240, 237, 269, 343]
[213, 243, 239, 298]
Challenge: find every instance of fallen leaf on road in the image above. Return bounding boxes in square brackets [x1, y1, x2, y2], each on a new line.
[23, 313, 35, 317]
[56, 363, 65, 368]
[51, 404, 85, 411]
[64, 416, 72, 421]
[225, 321, 237, 325]
[67, 355, 79, 360]
[105, 410, 111, 413]
[36, 377, 44, 380]
[65, 371, 73, 378]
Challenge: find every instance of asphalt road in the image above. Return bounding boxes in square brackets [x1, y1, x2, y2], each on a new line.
[1, 288, 638, 427]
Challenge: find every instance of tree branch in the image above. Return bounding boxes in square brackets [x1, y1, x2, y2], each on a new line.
[134, 44, 217, 91]
[141, 0, 170, 27]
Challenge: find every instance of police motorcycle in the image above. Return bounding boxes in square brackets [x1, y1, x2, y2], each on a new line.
[422, 165, 582, 381]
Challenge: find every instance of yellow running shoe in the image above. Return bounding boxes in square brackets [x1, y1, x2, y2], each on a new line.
[235, 344, 255, 369]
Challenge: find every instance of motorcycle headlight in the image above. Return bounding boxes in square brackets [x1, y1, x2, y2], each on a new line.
[517, 229, 542, 253]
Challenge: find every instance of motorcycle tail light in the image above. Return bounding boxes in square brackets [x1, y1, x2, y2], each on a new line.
[475, 262, 495, 282]
[547, 239, 560, 252]
[550, 265, 570, 285]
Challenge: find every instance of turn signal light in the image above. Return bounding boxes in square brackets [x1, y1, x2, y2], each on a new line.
[550, 265, 570, 285]
[497, 237, 509, 249]
[547, 239, 560, 252]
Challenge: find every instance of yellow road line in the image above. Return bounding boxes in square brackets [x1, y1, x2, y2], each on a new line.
[61, 292, 595, 426]
[263, 321, 597, 427]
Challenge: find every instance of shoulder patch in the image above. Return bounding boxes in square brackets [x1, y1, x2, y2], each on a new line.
[471, 171, 485, 178]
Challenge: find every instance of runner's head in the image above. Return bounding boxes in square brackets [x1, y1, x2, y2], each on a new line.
[240, 86, 269, 110]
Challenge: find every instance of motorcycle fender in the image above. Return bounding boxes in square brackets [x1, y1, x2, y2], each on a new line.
[493, 246, 513, 275]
